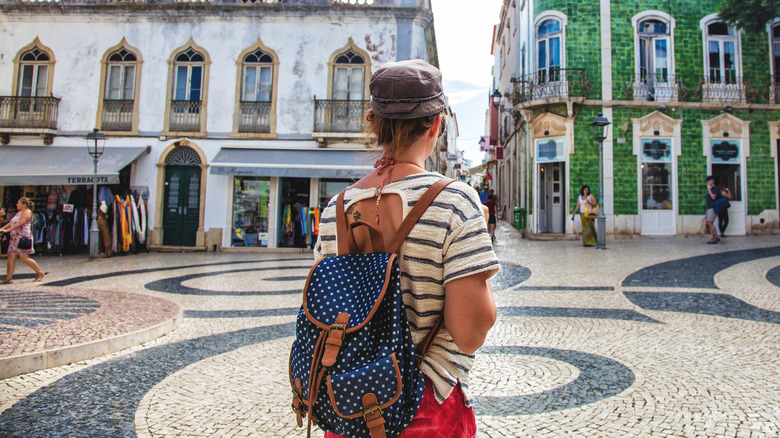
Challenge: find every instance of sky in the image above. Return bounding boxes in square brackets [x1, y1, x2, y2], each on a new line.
[430, 0, 503, 167]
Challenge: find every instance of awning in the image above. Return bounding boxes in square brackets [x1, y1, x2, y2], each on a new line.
[0, 146, 149, 186]
[210, 148, 375, 179]
[469, 160, 496, 174]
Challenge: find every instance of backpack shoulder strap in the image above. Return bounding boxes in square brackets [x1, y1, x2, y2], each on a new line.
[386, 177, 455, 255]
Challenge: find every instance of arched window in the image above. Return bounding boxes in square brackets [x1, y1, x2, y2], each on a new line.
[631, 12, 676, 101]
[17, 47, 51, 97]
[332, 49, 366, 101]
[99, 41, 142, 132]
[173, 48, 205, 102]
[165, 40, 210, 134]
[235, 41, 279, 135]
[536, 18, 561, 83]
[241, 49, 273, 102]
[705, 21, 739, 84]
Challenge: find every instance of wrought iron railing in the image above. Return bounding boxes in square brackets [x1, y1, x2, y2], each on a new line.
[313, 99, 369, 133]
[101, 99, 134, 131]
[169, 100, 202, 132]
[0, 96, 59, 130]
[238, 100, 272, 133]
[694, 76, 759, 104]
[624, 73, 684, 102]
[511, 68, 591, 104]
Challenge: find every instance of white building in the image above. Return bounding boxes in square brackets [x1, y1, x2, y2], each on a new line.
[0, 0, 440, 251]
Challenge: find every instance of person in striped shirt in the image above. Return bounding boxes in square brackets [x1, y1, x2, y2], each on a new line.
[315, 59, 500, 438]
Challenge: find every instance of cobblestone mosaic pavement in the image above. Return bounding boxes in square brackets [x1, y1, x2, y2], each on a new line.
[0, 224, 779, 437]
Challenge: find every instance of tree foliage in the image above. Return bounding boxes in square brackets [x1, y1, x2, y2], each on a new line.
[718, 0, 780, 33]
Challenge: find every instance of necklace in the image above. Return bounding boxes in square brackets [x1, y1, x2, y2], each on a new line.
[373, 157, 424, 226]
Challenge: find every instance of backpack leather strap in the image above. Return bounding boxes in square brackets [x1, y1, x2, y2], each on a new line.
[386, 178, 455, 255]
[362, 393, 387, 438]
[415, 314, 444, 367]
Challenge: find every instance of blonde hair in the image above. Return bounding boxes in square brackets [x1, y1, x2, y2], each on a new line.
[366, 112, 444, 158]
[19, 197, 34, 211]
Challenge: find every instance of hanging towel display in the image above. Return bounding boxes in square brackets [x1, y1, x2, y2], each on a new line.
[136, 196, 147, 244]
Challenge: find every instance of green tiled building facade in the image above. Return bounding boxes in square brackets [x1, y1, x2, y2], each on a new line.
[491, 0, 780, 237]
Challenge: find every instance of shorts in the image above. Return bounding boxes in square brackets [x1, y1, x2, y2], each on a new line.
[488, 215, 497, 225]
[324, 377, 476, 438]
[705, 208, 717, 223]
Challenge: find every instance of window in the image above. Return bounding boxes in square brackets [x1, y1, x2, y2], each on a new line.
[235, 43, 277, 135]
[242, 49, 273, 102]
[18, 47, 50, 98]
[536, 18, 561, 83]
[706, 21, 738, 84]
[314, 40, 371, 133]
[165, 40, 210, 134]
[638, 20, 669, 84]
[173, 49, 204, 102]
[333, 50, 366, 101]
[99, 41, 141, 132]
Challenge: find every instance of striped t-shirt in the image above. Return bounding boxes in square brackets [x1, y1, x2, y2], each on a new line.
[314, 172, 500, 405]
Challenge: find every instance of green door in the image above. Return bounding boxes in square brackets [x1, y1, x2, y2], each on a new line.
[163, 165, 200, 246]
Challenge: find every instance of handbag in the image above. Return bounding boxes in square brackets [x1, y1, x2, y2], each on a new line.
[17, 235, 32, 250]
[712, 197, 730, 214]
[585, 203, 599, 218]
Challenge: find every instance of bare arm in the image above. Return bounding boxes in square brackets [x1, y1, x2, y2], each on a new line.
[1, 211, 32, 232]
[444, 272, 497, 355]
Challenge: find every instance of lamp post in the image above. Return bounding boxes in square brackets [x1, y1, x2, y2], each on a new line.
[590, 113, 610, 250]
[86, 128, 105, 259]
[491, 89, 501, 109]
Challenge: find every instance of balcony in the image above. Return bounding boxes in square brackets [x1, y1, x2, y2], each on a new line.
[313, 99, 369, 134]
[695, 76, 759, 104]
[169, 100, 202, 132]
[625, 74, 683, 102]
[238, 101, 271, 133]
[511, 68, 592, 105]
[0, 96, 59, 132]
[101, 99, 134, 132]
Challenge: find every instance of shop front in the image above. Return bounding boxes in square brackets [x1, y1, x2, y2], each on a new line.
[211, 148, 373, 249]
[0, 146, 150, 255]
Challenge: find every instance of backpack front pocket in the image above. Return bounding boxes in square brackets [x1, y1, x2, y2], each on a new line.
[325, 353, 403, 419]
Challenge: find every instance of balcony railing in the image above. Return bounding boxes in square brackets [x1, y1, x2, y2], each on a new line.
[511, 68, 592, 104]
[625, 74, 684, 102]
[238, 101, 272, 133]
[101, 99, 134, 131]
[169, 100, 202, 132]
[694, 76, 760, 104]
[0, 96, 59, 130]
[313, 99, 369, 133]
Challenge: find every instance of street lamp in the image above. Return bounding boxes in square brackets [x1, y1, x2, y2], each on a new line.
[491, 89, 501, 108]
[590, 113, 610, 250]
[86, 128, 105, 259]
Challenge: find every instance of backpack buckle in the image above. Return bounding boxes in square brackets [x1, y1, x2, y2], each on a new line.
[362, 405, 382, 422]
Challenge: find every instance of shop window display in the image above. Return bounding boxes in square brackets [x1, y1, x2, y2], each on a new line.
[278, 177, 310, 248]
[232, 177, 270, 247]
[318, 179, 351, 212]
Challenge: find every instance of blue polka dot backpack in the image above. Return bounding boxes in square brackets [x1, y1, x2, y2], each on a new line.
[289, 179, 453, 438]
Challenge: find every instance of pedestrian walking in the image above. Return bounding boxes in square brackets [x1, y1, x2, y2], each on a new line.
[312, 59, 500, 437]
[0, 197, 45, 284]
[572, 185, 598, 246]
[479, 186, 488, 204]
[484, 193, 498, 241]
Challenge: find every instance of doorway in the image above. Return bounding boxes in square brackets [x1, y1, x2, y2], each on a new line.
[278, 177, 310, 248]
[538, 162, 565, 233]
[710, 139, 744, 235]
[162, 165, 200, 246]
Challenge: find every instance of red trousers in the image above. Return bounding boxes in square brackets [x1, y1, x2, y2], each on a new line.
[324, 377, 476, 438]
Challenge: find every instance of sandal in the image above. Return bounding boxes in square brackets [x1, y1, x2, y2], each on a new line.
[0, 279, 12, 285]
[706, 239, 719, 244]
[33, 272, 45, 282]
